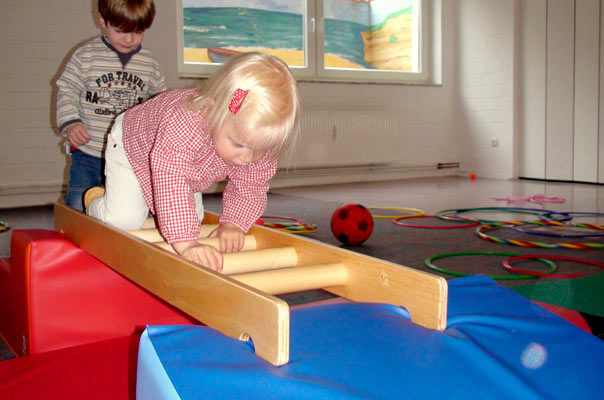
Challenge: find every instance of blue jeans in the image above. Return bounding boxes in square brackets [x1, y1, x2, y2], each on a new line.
[64, 150, 104, 211]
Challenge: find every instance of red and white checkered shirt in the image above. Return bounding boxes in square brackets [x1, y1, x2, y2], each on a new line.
[121, 89, 277, 244]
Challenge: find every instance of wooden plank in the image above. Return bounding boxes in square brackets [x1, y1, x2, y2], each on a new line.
[519, 0, 546, 179]
[155, 215, 446, 328]
[141, 217, 156, 229]
[249, 223, 448, 330]
[150, 238, 298, 275]
[152, 235, 257, 252]
[129, 225, 219, 242]
[54, 203, 290, 366]
[601, 2, 604, 184]
[546, 0, 575, 180]
[573, 0, 599, 182]
[232, 263, 348, 295]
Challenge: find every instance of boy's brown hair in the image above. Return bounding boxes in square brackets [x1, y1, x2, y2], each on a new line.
[98, 0, 155, 33]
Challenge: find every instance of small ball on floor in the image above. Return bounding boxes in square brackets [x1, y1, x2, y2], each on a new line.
[331, 204, 374, 245]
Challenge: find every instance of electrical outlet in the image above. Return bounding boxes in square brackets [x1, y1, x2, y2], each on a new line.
[490, 137, 499, 147]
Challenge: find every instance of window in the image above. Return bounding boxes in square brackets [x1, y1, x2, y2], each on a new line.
[177, 0, 436, 84]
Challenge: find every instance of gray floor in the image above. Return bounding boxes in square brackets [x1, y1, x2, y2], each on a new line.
[273, 176, 604, 219]
[2, 175, 604, 257]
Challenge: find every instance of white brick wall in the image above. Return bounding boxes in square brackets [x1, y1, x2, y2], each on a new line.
[455, 0, 517, 180]
[0, 1, 95, 205]
[0, 1, 184, 207]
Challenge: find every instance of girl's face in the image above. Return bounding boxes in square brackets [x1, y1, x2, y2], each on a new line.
[98, 13, 145, 54]
[213, 117, 267, 166]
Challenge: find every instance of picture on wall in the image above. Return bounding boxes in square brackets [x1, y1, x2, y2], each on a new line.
[323, 0, 415, 71]
[181, 0, 415, 72]
[182, 1, 305, 67]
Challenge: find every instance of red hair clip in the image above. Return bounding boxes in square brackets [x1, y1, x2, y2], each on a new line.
[228, 88, 248, 114]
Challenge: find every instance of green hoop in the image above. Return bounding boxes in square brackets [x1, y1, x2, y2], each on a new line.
[424, 251, 557, 280]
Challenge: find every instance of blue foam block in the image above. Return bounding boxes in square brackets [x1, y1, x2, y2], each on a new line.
[137, 276, 604, 399]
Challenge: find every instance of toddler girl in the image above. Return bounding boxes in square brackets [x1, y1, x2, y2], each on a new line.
[86, 52, 300, 272]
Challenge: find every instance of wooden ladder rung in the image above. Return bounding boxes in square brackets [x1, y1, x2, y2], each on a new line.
[141, 217, 156, 229]
[152, 235, 257, 253]
[151, 242, 296, 275]
[232, 263, 348, 295]
[221, 247, 297, 274]
[129, 225, 219, 242]
[136, 221, 302, 277]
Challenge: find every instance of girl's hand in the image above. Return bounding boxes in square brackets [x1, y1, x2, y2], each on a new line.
[209, 223, 245, 253]
[66, 123, 91, 146]
[172, 241, 223, 272]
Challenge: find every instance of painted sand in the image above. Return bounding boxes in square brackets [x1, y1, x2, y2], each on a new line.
[184, 48, 362, 69]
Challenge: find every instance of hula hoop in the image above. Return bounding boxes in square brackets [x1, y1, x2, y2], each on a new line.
[367, 206, 425, 219]
[424, 251, 557, 280]
[259, 215, 317, 234]
[436, 207, 572, 225]
[503, 255, 604, 278]
[476, 224, 604, 250]
[512, 222, 604, 238]
[393, 215, 479, 229]
[489, 194, 565, 204]
[543, 211, 604, 221]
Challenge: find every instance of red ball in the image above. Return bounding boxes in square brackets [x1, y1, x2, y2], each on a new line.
[331, 204, 374, 245]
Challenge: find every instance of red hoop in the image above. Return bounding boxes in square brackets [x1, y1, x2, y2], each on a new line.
[502, 255, 604, 278]
[393, 215, 479, 229]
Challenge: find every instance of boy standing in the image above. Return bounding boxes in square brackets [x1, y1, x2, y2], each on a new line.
[56, 0, 166, 211]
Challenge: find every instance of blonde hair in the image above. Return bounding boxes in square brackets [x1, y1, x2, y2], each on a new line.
[190, 52, 300, 160]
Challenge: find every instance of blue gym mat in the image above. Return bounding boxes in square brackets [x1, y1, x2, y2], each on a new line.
[137, 275, 604, 399]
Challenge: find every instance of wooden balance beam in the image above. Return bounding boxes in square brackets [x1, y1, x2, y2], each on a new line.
[54, 203, 447, 366]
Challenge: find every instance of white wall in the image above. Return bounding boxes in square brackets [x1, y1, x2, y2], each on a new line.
[454, 0, 519, 180]
[0, 1, 190, 207]
[520, 0, 603, 183]
[0, 0, 524, 208]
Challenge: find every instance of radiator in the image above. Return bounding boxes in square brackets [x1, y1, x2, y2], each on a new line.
[293, 110, 399, 168]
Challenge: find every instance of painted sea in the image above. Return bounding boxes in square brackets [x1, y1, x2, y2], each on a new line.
[183, 7, 374, 69]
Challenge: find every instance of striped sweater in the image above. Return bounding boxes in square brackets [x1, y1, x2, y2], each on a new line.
[56, 36, 166, 158]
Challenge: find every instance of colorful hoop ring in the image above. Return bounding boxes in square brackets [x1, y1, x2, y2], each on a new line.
[503, 255, 604, 278]
[424, 251, 557, 280]
[542, 211, 604, 221]
[436, 207, 572, 225]
[259, 215, 317, 234]
[393, 215, 479, 229]
[367, 206, 425, 219]
[476, 224, 604, 250]
[512, 223, 604, 238]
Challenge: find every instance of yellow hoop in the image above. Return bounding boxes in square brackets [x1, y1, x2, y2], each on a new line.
[367, 206, 425, 219]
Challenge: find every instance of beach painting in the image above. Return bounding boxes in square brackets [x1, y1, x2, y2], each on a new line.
[182, 0, 415, 71]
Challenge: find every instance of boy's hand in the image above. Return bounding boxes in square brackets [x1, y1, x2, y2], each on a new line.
[66, 123, 91, 146]
[172, 241, 223, 272]
[209, 223, 245, 253]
